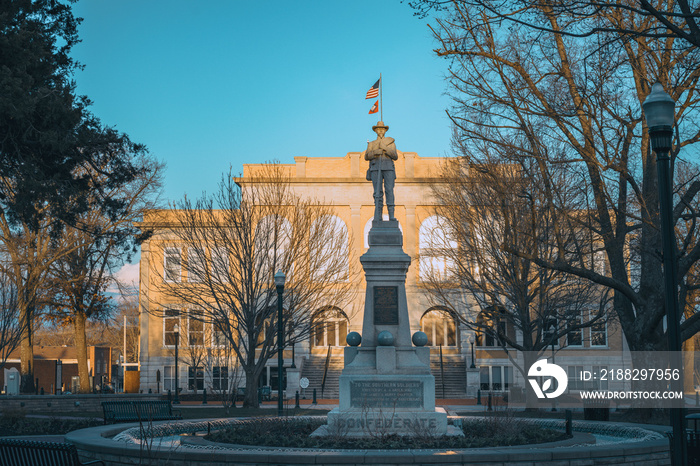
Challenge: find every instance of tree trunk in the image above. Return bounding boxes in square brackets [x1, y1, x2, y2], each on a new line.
[74, 311, 90, 393]
[243, 367, 261, 408]
[19, 305, 34, 394]
[522, 351, 540, 411]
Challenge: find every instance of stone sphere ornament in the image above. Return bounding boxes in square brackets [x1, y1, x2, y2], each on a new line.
[412, 331, 428, 347]
[346, 331, 361, 347]
[377, 330, 395, 346]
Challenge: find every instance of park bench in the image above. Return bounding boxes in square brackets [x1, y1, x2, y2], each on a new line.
[582, 398, 610, 421]
[0, 438, 105, 466]
[101, 400, 182, 424]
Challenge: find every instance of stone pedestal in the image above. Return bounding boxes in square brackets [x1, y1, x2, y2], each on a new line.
[286, 368, 300, 399]
[466, 367, 480, 397]
[321, 219, 452, 437]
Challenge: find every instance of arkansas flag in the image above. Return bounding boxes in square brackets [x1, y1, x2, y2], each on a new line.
[368, 100, 378, 114]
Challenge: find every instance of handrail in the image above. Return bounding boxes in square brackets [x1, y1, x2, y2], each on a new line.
[320, 345, 332, 398]
[439, 344, 446, 398]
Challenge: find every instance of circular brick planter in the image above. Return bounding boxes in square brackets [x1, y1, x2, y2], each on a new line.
[65, 417, 671, 466]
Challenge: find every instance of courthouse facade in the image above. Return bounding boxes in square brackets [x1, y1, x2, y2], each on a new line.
[137, 149, 623, 397]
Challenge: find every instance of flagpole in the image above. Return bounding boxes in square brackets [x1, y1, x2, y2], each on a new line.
[380, 73, 383, 122]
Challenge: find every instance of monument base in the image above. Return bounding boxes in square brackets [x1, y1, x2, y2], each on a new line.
[312, 407, 461, 437]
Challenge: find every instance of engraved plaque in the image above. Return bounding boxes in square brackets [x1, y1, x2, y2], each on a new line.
[373, 286, 398, 325]
[350, 380, 423, 408]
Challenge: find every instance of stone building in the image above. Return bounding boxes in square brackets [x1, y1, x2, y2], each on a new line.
[137, 150, 623, 398]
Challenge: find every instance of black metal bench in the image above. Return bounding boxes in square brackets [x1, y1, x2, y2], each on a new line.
[582, 398, 610, 421]
[0, 438, 105, 466]
[101, 400, 182, 424]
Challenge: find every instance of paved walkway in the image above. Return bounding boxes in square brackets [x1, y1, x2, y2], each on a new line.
[1, 434, 66, 443]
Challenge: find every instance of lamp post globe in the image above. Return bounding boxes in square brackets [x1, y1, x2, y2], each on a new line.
[642, 82, 685, 465]
[274, 270, 286, 416]
[274, 270, 286, 289]
[643, 82, 675, 152]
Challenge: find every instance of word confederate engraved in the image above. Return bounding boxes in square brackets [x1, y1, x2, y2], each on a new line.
[373, 286, 398, 325]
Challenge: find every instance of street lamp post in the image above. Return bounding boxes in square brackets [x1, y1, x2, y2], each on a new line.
[291, 341, 296, 369]
[173, 323, 180, 404]
[550, 325, 557, 412]
[274, 270, 286, 417]
[643, 82, 685, 465]
[469, 335, 476, 368]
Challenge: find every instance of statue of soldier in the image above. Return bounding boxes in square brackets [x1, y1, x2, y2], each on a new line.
[365, 121, 398, 221]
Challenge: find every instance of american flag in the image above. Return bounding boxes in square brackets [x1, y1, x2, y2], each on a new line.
[368, 100, 378, 114]
[365, 78, 380, 99]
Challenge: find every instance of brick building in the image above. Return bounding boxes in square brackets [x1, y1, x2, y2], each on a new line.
[1, 346, 112, 394]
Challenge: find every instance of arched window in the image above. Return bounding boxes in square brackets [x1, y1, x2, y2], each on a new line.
[420, 308, 458, 347]
[418, 216, 456, 281]
[255, 215, 292, 279]
[311, 215, 349, 282]
[311, 307, 349, 347]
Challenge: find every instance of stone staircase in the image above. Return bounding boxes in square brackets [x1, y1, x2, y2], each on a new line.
[300, 351, 468, 400]
[300, 354, 344, 399]
[431, 353, 467, 398]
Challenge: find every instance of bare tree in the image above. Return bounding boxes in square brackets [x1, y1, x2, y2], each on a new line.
[424, 158, 610, 405]
[411, 0, 700, 48]
[0, 209, 64, 392]
[147, 164, 356, 407]
[0, 265, 21, 371]
[46, 157, 162, 393]
[420, 1, 700, 360]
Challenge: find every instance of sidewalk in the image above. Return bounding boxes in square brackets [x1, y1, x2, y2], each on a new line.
[1, 434, 66, 443]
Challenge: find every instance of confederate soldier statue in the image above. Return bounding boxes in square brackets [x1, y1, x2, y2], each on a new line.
[365, 121, 398, 221]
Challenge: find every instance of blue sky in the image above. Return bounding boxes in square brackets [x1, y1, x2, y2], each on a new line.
[70, 1, 454, 284]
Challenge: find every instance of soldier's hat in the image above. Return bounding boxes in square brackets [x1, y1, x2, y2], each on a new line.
[372, 121, 389, 131]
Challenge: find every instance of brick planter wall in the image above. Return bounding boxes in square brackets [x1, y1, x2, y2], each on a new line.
[65, 419, 672, 466]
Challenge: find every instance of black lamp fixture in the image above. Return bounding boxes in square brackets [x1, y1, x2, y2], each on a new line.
[468, 334, 476, 369]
